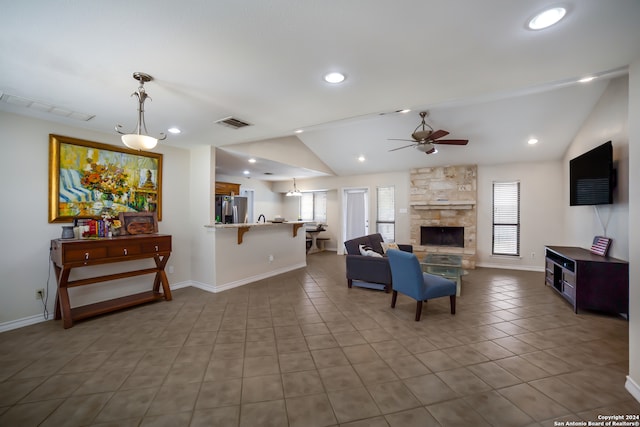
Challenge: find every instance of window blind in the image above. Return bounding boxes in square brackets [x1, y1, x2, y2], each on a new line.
[376, 186, 395, 242]
[299, 191, 327, 222]
[492, 181, 520, 256]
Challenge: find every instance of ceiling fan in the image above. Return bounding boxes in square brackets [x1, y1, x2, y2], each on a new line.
[389, 111, 468, 154]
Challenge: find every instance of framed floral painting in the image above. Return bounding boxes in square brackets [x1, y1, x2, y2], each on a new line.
[49, 134, 163, 223]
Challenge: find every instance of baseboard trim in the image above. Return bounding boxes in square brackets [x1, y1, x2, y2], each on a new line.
[625, 376, 640, 403]
[212, 263, 307, 293]
[0, 281, 192, 333]
[0, 313, 50, 333]
[475, 262, 544, 272]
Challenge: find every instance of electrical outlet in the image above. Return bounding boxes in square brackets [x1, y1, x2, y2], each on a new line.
[36, 288, 45, 300]
[268, 254, 274, 262]
[531, 252, 535, 259]
[168, 265, 174, 274]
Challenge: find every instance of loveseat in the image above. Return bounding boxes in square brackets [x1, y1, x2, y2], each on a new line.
[344, 233, 413, 293]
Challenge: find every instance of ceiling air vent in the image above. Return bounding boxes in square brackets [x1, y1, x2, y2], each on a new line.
[214, 116, 252, 129]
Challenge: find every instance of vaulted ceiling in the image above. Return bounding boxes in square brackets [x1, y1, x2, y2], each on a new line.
[2, 1, 639, 179]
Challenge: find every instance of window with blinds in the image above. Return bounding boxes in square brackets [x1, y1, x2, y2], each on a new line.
[300, 192, 327, 222]
[376, 186, 395, 241]
[492, 181, 520, 256]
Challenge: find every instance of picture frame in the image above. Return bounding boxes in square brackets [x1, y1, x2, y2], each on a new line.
[590, 236, 612, 257]
[118, 212, 159, 235]
[49, 134, 162, 223]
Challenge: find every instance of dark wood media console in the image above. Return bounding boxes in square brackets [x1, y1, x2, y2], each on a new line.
[544, 245, 628, 316]
[50, 234, 172, 328]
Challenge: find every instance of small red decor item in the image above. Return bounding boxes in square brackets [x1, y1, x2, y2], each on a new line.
[590, 236, 611, 256]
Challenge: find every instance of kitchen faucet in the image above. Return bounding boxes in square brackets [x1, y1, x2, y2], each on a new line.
[257, 214, 266, 223]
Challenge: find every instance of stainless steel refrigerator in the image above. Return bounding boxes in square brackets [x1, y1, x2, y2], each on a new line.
[215, 195, 248, 224]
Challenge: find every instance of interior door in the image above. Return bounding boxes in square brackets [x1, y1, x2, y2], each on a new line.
[343, 188, 369, 245]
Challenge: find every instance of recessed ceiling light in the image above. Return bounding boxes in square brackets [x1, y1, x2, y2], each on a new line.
[358, 155, 365, 162]
[248, 158, 256, 163]
[578, 76, 596, 83]
[243, 170, 250, 175]
[397, 109, 411, 114]
[528, 7, 566, 30]
[528, 138, 539, 145]
[323, 72, 346, 84]
[168, 127, 181, 134]
[294, 129, 304, 134]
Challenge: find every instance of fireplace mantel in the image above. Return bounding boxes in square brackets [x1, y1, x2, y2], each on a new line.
[410, 200, 476, 210]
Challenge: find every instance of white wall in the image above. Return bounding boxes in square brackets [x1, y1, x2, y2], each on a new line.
[189, 145, 215, 286]
[476, 161, 564, 270]
[563, 76, 629, 261]
[0, 111, 191, 327]
[627, 59, 640, 401]
[274, 172, 411, 253]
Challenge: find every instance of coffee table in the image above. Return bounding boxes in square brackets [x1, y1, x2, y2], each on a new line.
[421, 253, 464, 296]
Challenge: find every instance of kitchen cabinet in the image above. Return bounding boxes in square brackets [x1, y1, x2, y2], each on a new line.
[215, 181, 240, 196]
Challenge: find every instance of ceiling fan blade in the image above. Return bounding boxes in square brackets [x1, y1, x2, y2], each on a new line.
[428, 129, 450, 140]
[388, 138, 417, 142]
[389, 143, 417, 152]
[433, 139, 469, 145]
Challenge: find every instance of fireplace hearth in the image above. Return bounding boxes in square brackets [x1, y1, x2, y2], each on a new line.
[421, 226, 464, 248]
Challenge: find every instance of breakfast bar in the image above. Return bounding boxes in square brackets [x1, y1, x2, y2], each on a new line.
[204, 221, 307, 291]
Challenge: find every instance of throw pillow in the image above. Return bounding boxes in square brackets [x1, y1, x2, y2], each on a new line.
[381, 242, 400, 254]
[359, 244, 383, 257]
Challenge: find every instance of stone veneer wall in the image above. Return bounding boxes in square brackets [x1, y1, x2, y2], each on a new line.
[410, 165, 477, 269]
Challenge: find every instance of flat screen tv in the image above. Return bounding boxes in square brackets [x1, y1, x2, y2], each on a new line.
[569, 141, 614, 206]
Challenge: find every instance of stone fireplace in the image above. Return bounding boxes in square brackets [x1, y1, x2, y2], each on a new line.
[410, 165, 477, 269]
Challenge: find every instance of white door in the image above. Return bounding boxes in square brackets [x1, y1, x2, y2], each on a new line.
[343, 188, 369, 244]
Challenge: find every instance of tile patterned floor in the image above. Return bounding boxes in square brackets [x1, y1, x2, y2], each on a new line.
[1, 252, 638, 426]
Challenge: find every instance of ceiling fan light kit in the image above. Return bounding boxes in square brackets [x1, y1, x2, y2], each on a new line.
[388, 111, 469, 155]
[115, 72, 166, 151]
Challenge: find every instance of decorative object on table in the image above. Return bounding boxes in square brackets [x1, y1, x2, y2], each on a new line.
[48, 134, 162, 223]
[115, 72, 167, 151]
[111, 220, 122, 236]
[61, 226, 75, 239]
[119, 212, 158, 235]
[590, 236, 612, 256]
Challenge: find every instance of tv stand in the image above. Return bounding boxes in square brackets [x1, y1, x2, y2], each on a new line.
[544, 246, 628, 316]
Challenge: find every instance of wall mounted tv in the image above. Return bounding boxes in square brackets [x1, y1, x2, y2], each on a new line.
[569, 141, 614, 206]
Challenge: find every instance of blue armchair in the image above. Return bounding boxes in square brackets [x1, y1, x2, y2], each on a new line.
[386, 249, 457, 321]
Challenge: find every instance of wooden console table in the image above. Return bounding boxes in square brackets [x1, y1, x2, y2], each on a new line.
[50, 234, 172, 329]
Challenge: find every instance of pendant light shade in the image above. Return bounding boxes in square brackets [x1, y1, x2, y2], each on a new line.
[116, 72, 166, 150]
[286, 178, 302, 197]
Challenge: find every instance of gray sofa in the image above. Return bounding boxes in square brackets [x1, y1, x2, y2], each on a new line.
[344, 233, 413, 293]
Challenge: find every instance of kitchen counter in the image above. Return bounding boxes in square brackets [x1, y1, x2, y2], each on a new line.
[207, 220, 306, 229]
[205, 221, 307, 244]
[203, 220, 308, 292]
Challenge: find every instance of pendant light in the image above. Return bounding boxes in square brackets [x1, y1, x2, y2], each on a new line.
[286, 178, 302, 197]
[115, 72, 166, 150]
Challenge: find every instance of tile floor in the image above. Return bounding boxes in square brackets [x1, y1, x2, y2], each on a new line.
[0, 252, 638, 426]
